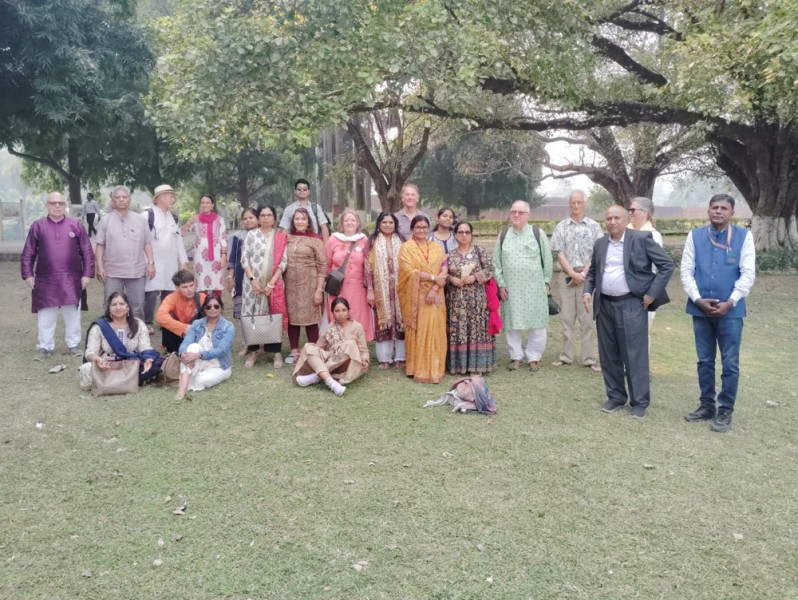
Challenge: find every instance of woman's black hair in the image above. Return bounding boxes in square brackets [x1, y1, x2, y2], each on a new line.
[200, 194, 217, 213]
[454, 221, 473, 234]
[330, 297, 350, 312]
[290, 207, 316, 234]
[257, 204, 279, 222]
[202, 292, 224, 311]
[103, 291, 139, 337]
[369, 211, 399, 246]
[410, 214, 431, 231]
[241, 206, 259, 221]
[432, 207, 455, 232]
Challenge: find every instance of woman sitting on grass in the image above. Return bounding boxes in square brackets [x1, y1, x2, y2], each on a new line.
[175, 294, 235, 400]
[80, 292, 161, 391]
[291, 297, 370, 396]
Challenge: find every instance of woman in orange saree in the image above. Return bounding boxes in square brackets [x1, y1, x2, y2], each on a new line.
[398, 215, 448, 383]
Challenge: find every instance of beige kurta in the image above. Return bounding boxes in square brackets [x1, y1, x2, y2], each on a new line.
[285, 235, 327, 325]
[291, 320, 369, 385]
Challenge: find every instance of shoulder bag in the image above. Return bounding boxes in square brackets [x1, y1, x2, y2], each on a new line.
[324, 241, 356, 296]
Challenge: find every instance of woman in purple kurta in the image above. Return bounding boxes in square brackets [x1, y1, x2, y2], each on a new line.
[21, 215, 95, 312]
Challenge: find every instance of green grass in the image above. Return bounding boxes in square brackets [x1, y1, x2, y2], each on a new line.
[1, 263, 796, 599]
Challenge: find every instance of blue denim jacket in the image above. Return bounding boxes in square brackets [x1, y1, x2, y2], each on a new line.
[179, 316, 235, 370]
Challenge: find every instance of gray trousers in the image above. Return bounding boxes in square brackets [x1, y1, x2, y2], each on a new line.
[596, 294, 650, 408]
[104, 277, 147, 322]
[144, 290, 170, 324]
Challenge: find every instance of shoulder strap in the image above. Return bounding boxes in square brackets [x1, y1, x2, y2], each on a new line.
[147, 208, 155, 231]
[499, 228, 508, 254]
[339, 241, 357, 270]
[95, 319, 137, 359]
[312, 201, 331, 226]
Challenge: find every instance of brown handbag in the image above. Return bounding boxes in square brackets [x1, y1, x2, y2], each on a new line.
[160, 352, 181, 387]
[239, 313, 283, 346]
[91, 359, 140, 397]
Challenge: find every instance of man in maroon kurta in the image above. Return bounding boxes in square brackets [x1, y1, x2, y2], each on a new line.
[21, 192, 95, 358]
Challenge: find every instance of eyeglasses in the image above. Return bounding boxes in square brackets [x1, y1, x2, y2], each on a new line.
[205, 304, 221, 310]
[456, 230, 471, 235]
[509, 210, 529, 215]
[628, 208, 644, 213]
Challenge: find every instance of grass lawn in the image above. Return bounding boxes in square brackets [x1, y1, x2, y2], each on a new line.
[1, 260, 796, 600]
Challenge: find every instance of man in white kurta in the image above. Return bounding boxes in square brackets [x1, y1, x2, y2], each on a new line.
[144, 184, 188, 330]
[494, 201, 553, 371]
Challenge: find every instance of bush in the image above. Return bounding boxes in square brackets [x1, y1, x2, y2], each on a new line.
[756, 250, 798, 272]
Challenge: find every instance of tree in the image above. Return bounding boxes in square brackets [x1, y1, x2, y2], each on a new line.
[0, 0, 173, 203]
[150, 1, 798, 250]
[415, 127, 545, 217]
[541, 123, 710, 207]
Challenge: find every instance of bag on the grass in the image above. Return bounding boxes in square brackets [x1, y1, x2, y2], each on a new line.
[91, 359, 140, 397]
[239, 313, 283, 346]
[160, 352, 181, 387]
[423, 375, 497, 415]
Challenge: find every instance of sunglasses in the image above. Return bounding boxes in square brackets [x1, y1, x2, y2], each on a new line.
[205, 304, 221, 310]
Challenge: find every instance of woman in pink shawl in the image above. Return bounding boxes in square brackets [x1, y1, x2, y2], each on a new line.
[183, 194, 228, 297]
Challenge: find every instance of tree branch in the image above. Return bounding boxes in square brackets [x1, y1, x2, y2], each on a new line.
[590, 35, 668, 87]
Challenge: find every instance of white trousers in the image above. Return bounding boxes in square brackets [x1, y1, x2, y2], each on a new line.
[180, 343, 231, 392]
[505, 328, 547, 362]
[37, 305, 82, 351]
[375, 339, 406, 363]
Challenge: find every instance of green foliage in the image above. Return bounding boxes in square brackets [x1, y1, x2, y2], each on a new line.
[588, 186, 613, 212]
[755, 250, 798, 273]
[415, 127, 544, 217]
[0, 0, 186, 199]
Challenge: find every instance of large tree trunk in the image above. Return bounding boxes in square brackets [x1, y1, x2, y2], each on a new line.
[712, 122, 798, 252]
[235, 158, 250, 208]
[66, 138, 82, 205]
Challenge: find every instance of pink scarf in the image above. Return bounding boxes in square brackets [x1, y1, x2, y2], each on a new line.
[198, 212, 217, 260]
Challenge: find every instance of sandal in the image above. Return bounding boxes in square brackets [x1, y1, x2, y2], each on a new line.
[285, 353, 298, 364]
[551, 360, 569, 367]
[379, 362, 390, 370]
[395, 361, 406, 370]
[528, 361, 541, 372]
[244, 353, 257, 369]
[273, 353, 283, 369]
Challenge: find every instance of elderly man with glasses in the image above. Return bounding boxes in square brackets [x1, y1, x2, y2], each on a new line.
[21, 192, 95, 360]
[494, 200, 553, 372]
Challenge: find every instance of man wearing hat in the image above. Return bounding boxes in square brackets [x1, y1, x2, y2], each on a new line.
[144, 184, 188, 333]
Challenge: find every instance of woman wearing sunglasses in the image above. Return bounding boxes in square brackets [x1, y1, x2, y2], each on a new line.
[175, 294, 235, 400]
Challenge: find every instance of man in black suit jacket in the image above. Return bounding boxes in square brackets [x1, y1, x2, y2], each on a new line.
[583, 205, 674, 419]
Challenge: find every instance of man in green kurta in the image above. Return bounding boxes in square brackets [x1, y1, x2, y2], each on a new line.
[494, 200, 553, 371]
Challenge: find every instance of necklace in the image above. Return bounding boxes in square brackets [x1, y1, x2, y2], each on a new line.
[414, 239, 431, 263]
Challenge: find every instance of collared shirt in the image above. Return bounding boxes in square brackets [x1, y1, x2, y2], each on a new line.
[551, 215, 604, 268]
[600, 233, 632, 296]
[394, 209, 429, 242]
[278, 200, 329, 233]
[96, 210, 152, 278]
[680, 227, 755, 306]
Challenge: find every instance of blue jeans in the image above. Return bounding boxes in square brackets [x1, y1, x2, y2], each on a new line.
[693, 317, 743, 410]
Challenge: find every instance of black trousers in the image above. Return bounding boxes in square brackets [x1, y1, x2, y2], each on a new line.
[86, 213, 97, 236]
[597, 294, 650, 408]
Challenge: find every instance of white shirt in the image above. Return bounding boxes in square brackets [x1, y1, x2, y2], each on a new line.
[680, 228, 755, 306]
[145, 207, 189, 292]
[600, 233, 632, 296]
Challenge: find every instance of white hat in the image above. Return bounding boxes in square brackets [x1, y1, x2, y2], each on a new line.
[153, 184, 175, 201]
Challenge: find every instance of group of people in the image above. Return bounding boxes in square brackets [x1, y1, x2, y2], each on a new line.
[21, 183, 755, 431]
